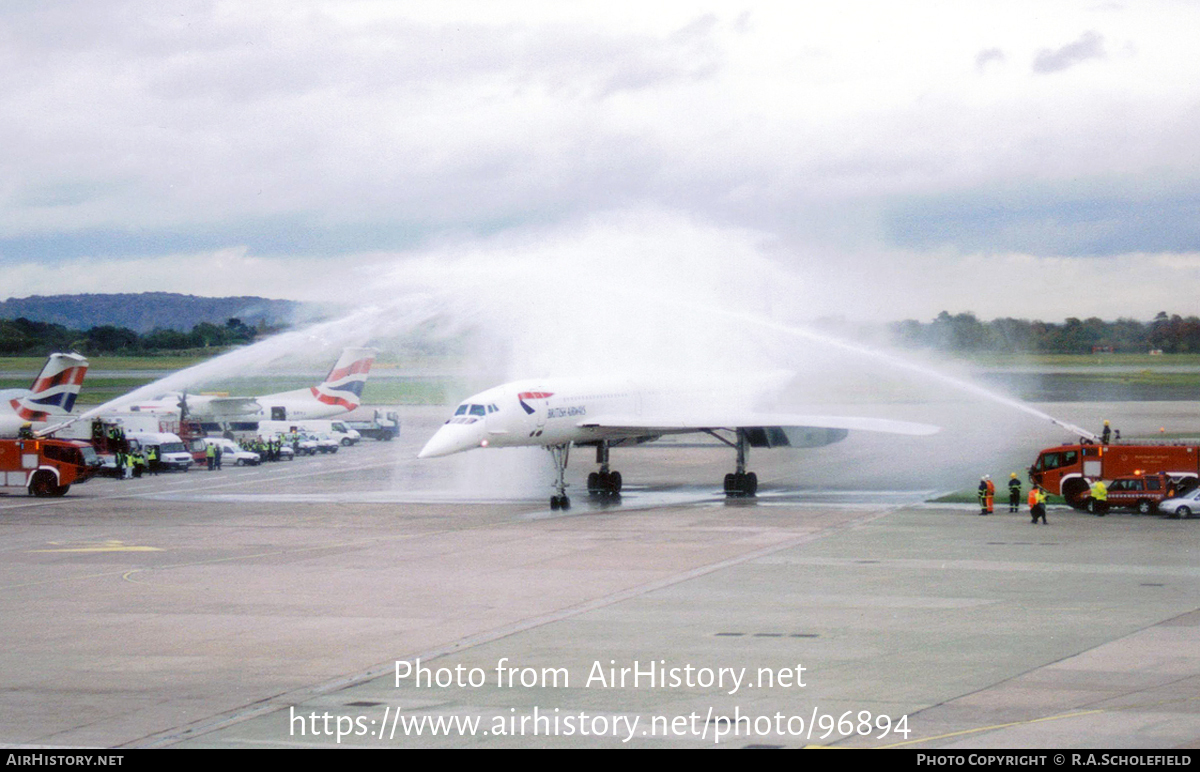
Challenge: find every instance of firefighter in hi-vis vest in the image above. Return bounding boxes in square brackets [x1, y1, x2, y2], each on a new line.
[1029, 486, 1047, 524]
[1089, 478, 1108, 516]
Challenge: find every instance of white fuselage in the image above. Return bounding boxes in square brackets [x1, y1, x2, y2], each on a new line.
[419, 378, 632, 457]
[127, 387, 353, 422]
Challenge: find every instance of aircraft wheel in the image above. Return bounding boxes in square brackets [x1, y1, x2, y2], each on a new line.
[723, 473, 735, 495]
[744, 472, 758, 496]
[610, 471, 622, 493]
[551, 496, 560, 510]
[561, 496, 570, 510]
[587, 472, 599, 494]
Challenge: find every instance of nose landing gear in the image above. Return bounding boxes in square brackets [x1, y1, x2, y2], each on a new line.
[548, 443, 571, 510]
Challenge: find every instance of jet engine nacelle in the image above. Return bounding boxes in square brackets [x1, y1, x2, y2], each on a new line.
[743, 426, 849, 449]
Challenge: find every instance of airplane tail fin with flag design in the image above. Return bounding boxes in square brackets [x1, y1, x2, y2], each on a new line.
[309, 348, 376, 412]
[11, 353, 89, 421]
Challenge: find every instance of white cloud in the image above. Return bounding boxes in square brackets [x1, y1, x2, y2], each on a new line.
[2, 1, 1200, 322]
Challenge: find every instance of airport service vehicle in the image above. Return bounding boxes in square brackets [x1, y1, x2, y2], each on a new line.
[0, 353, 89, 437]
[419, 375, 938, 510]
[0, 437, 98, 497]
[127, 432, 193, 471]
[256, 433, 296, 461]
[1094, 473, 1198, 515]
[291, 434, 320, 456]
[311, 433, 340, 454]
[200, 437, 261, 466]
[257, 419, 360, 446]
[1030, 443, 1200, 509]
[346, 410, 400, 441]
[1158, 488, 1200, 518]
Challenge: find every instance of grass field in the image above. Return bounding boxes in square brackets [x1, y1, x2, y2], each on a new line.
[1, 354, 462, 406]
[5, 352, 1200, 408]
[953, 352, 1200, 368]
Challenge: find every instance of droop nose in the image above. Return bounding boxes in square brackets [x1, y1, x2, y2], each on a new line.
[418, 421, 485, 458]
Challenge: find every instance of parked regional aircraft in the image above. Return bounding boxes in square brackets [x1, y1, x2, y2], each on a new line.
[124, 347, 377, 422]
[419, 375, 939, 509]
[0, 353, 89, 437]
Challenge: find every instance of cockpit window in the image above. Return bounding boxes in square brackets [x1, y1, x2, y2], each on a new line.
[454, 405, 469, 416]
[469, 404, 486, 417]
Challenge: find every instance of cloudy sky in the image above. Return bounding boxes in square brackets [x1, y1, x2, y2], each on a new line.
[3, 0, 1199, 322]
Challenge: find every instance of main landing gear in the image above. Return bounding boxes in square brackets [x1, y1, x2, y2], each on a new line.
[706, 428, 758, 498]
[587, 441, 622, 498]
[548, 443, 571, 510]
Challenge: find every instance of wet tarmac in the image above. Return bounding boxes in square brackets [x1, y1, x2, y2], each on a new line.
[1, 406, 1199, 748]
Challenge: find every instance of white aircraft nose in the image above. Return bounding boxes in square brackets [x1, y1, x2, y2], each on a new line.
[418, 422, 486, 458]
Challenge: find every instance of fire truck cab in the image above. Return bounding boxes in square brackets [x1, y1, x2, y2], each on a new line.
[0, 438, 99, 497]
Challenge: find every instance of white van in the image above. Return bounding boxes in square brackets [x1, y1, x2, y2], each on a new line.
[127, 431, 193, 471]
[256, 420, 361, 447]
[200, 437, 261, 466]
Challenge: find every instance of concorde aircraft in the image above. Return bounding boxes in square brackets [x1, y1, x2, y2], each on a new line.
[0, 353, 89, 437]
[418, 375, 939, 510]
[122, 347, 377, 422]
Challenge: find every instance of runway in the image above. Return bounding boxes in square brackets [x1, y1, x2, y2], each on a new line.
[1, 410, 1198, 748]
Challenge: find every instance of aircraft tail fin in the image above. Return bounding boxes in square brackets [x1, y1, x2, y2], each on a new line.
[12, 353, 89, 421]
[308, 347, 376, 412]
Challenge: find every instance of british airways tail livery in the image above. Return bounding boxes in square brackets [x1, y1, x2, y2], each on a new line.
[308, 347, 375, 412]
[126, 347, 377, 421]
[0, 353, 90, 436]
[419, 375, 939, 510]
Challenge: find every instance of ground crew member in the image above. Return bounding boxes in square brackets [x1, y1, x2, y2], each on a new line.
[214, 443, 222, 470]
[132, 450, 145, 478]
[18, 422, 34, 439]
[147, 445, 159, 475]
[1101, 420, 1111, 444]
[1029, 486, 1047, 524]
[206, 441, 216, 471]
[1089, 478, 1108, 516]
[1008, 473, 1022, 512]
[978, 476, 989, 515]
[985, 475, 995, 514]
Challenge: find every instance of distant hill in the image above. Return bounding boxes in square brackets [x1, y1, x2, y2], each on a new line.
[0, 293, 302, 333]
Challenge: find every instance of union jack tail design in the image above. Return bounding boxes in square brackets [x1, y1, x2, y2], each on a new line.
[11, 353, 89, 421]
[309, 348, 376, 411]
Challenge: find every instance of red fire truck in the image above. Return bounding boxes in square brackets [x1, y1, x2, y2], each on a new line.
[1029, 443, 1200, 509]
[0, 437, 99, 497]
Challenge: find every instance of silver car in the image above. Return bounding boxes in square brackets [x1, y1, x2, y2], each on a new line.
[1158, 488, 1200, 518]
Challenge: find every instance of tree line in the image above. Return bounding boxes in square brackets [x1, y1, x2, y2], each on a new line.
[6, 311, 1199, 357]
[0, 317, 259, 356]
[890, 312, 1200, 354]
